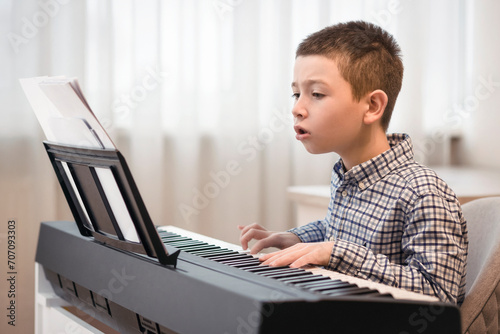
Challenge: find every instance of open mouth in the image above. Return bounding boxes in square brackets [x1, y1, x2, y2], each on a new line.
[294, 125, 310, 140]
[294, 125, 309, 135]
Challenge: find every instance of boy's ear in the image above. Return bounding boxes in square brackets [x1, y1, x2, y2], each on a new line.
[363, 89, 388, 125]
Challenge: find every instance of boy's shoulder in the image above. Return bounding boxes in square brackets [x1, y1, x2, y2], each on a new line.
[389, 160, 458, 202]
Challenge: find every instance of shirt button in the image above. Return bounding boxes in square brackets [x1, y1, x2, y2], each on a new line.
[342, 190, 348, 197]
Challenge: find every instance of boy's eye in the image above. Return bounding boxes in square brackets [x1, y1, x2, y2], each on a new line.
[312, 92, 324, 99]
[291, 93, 300, 100]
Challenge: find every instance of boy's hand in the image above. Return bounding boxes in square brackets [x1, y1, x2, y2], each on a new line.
[237, 223, 301, 254]
[259, 242, 334, 268]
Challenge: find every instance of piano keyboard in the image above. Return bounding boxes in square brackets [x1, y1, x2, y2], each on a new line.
[158, 226, 438, 303]
[37, 221, 460, 334]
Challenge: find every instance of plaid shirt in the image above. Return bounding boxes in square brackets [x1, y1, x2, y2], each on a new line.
[289, 133, 468, 304]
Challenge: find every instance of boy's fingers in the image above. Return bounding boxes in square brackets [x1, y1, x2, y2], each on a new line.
[258, 251, 276, 262]
[238, 224, 255, 250]
[261, 243, 328, 267]
[249, 237, 274, 254]
[250, 233, 285, 254]
[260, 244, 303, 265]
[289, 255, 313, 268]
[238, 223, 265, 237]
[240, 227, 270, 250]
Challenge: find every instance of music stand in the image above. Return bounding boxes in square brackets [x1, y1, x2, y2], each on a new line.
[43, 141, 180, 266]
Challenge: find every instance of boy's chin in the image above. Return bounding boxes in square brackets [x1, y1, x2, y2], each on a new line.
[302, 144, 331, 155]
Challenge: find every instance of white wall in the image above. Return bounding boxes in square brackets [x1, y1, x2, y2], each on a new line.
[461, 0, 500, 168]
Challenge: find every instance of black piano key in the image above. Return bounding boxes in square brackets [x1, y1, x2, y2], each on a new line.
[308, 282, 357, 292]
[159, 233, 187, 239]
[165, 241, 206, 247]
[244, 265, 290, 273]
[227, 261, 262, 268]
[231, 262, 263, 269]
[179, 245, 222, 253]
[279, 275, 332, 285]
[167, 241, 209, 248]
[210, 254, 253, 262]
[217, 256, 255, 262]
[219, 259, 259, 266]
[162, 239, 197, 245]
[320, 286, 373, 296]
[258, 268, 303, 277]
[161, 236, 192, 243]
[188, 247, 227, 253]
[164, 239, 205, 245]
[191, 249, 234, 257]
[164, 238, 203, 243]
[169, 242, 210, 249]
[265, 271, 313, 280]
[219, 260, 260, 268]
[294, 278, 346, 288]
[264, 267, 311, 277]
[159, 234, 181, 240]
[217, 259, 259, 266]
[205, 253, 248, 261]
[219, 258, 260, 266]
[201, 251, 240, 259]
[157, 231, 180, 238]
[216, 255, 254, 262]
[197, 252, 233, 258]
[305, 281, 356, 291]
[298, 280, 351, 291]
[156, 230, 174, 235]
[210, 250, 248, 261]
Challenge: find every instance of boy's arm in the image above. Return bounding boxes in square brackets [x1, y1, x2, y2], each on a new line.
[288, 184, 336, 243]
[288, 218, 329, 243]
[260, 193, 467, 304]
[327, 193, 467, 304]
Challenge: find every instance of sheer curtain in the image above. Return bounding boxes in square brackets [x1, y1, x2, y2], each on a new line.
[3, 0, 499, 332]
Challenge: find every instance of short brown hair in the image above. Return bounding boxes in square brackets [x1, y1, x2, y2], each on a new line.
[296, 21, 403, 131]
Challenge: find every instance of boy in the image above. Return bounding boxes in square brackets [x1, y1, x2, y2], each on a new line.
[238, 21, 468, 304]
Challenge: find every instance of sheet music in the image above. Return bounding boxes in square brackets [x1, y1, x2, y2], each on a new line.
[94, 167, 140, 243]
[19, 76, 114, 149]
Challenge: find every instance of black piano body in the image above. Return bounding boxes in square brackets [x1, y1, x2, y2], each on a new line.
[36, 221, 461, 334]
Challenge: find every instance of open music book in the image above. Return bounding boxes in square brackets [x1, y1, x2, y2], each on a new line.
[19, 76, 114, 149]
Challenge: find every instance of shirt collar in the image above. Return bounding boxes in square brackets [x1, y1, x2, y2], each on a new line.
[332, 133, 414, 190]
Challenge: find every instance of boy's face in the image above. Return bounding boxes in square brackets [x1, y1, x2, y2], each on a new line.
[291, 55, 369, 156]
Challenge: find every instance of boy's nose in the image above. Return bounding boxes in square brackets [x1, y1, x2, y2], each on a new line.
[292, 102, 307, 119]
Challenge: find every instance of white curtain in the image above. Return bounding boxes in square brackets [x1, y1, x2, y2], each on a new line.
[3, 1, 500, 332]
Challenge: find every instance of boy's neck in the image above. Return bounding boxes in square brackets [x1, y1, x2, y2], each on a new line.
[341, 130, 390, 171]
